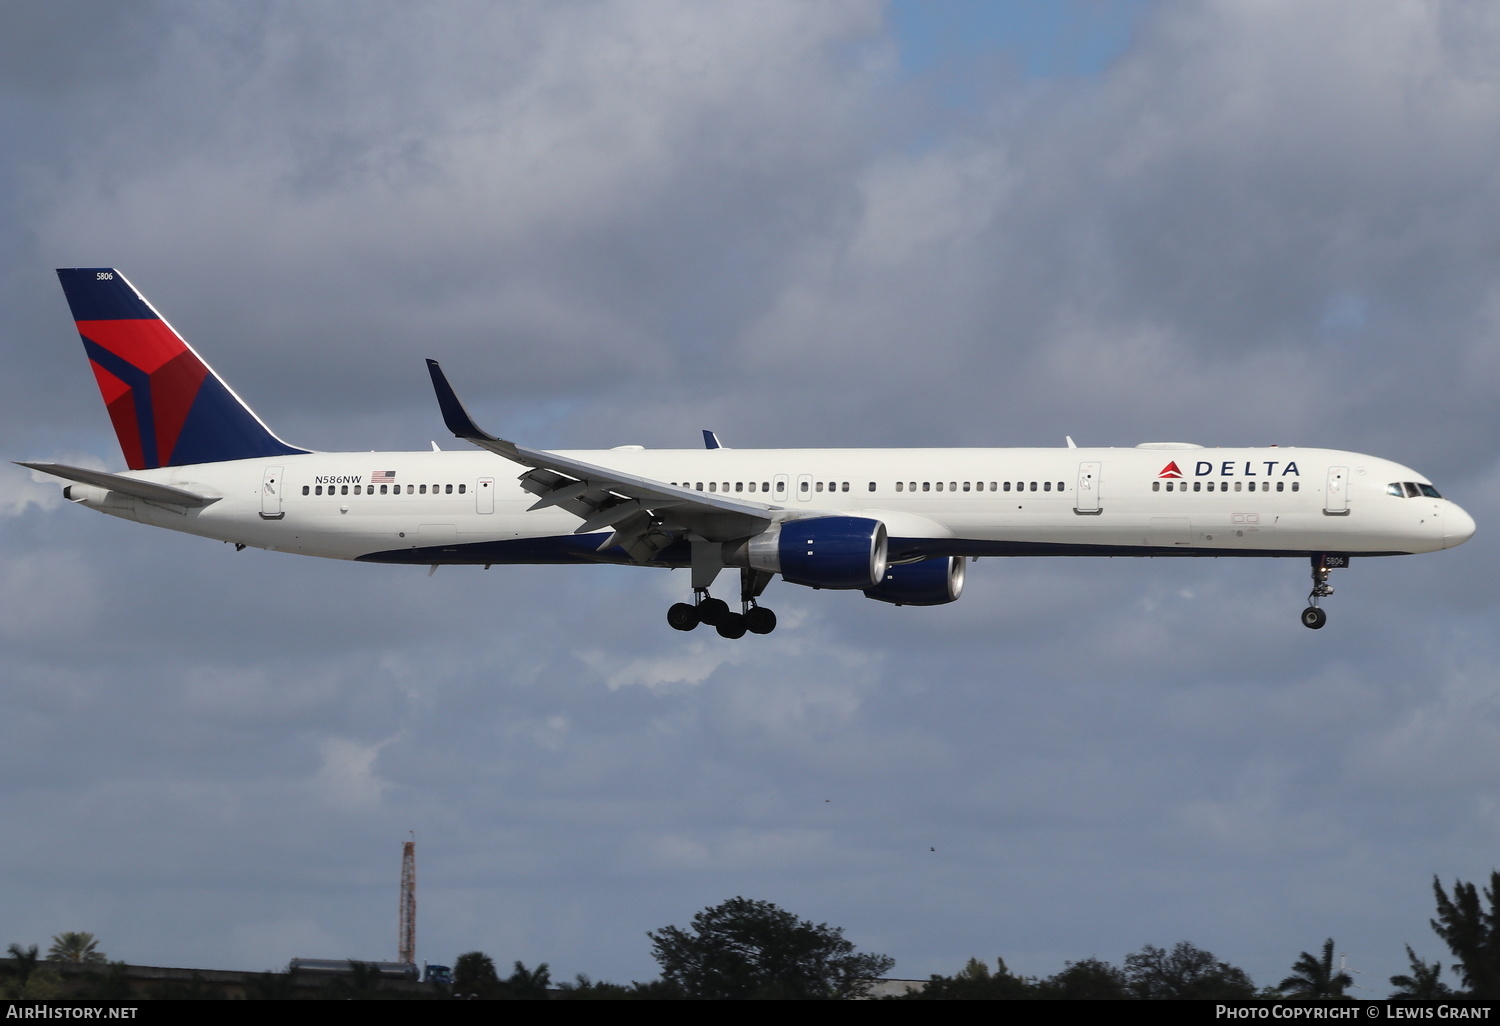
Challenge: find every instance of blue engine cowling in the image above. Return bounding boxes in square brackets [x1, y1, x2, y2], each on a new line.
[863, 556, 966, 606]
[748, 517, 889, 590]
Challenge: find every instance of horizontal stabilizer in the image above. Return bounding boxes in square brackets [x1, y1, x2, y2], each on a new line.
[17, 462, 220, 508]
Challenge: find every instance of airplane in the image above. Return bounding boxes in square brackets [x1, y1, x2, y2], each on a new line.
[20, 268, 1476, 638]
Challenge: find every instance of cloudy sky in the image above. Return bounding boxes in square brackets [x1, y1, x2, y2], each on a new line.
[3, 0, 1499, 993]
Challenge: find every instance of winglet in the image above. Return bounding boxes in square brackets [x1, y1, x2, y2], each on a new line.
[425, 359, 497, 443]
[703, 430, 722, 450]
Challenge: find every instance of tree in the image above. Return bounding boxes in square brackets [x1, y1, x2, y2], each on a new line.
[46, 932, 105, 964]
[1278, 939, 1353, 999]
[896, 957, 1034, 1000]
[1123, 941, 1257, 1000]
[453, 951, 499, 999]
[1389, 945, 1454, 1000]
[1431, 872, 1500, 997]
[1035, 957, 1130, 999]
[495, 961, 551, 1000]
[648, 896, 895, 999]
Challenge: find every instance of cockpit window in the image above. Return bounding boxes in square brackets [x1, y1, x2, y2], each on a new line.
[1389, 481, 1444, 499]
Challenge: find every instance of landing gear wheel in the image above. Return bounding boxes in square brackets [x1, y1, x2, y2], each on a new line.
[667, 602, 700, 632]
[697, 597, 730, 626]
[716, 613, 748, 639]
[745, 606, 777, 635]
[1302, 555, 1339, 631]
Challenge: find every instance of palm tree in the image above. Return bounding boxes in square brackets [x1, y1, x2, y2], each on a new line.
[46, 932, 105, 964]
[4, 945, 39, 998]
[1389, 945, 1454, 1000]
[1278, 939, 1353, 998]
[1431, 872, 1500, 997]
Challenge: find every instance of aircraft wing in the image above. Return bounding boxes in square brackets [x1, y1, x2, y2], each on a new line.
[17, 462, 221, 508]
[425, 360, 779, 559]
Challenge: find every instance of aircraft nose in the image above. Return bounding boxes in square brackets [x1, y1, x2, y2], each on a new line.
[1445, 503, 1477, 548]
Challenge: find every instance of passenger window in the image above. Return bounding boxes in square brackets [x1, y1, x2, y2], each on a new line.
[868, 482, 876, 492]
[815, 482, 823, 493]
[302, 485, 310, 495]
[923, 482, 930, 492]
[459, 484, 466, 494]
[842, 482, 850, 492]
[1193, 481, 1201, 492]
[1234, 481, 1242, 492]
[950, 482, 956, 491]
[710, 482, 718, 492]
[1207, 481, 1214, 492]
[963, 482, 971, 492]
[1292, 482, 1299, 492]
[909, 482, 916, 492]
[800, 481, 809, 493]
[762, 482, 770, 491]
[1153, 482, 1160, 492]
[445, 484, 453, 494]
[1044, 481, 1052, 492]
[1003, 482, 1011, 492]
[1277, 481, 1285, 492]
[896, 482, 904, 492]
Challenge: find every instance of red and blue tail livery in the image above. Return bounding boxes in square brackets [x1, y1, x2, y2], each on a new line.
[56, 268, 306, 469]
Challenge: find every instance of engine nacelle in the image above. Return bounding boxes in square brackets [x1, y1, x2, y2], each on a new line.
[745, 516, 889, 590]
[863, 556, 966, 606]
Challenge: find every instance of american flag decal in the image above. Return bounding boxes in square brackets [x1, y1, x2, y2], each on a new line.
[372, 470, 396, 482]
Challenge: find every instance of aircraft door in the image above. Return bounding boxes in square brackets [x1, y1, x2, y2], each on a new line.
[796, 474, 812, 502]
[477, 477, 494, 514]
[1075, 461, 1102, 514]
[773, 475, 788, 502]
[260, 466, 285, 520]
[1324, 466, 1349, 515]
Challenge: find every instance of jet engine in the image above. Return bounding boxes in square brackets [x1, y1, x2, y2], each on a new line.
[744, 516, 888, 590]
[863, 555, 966, 606]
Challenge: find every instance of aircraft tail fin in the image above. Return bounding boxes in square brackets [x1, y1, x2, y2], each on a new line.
[55, 268, 308, 469]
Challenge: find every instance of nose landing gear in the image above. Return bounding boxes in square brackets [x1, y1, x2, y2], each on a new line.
[1300, 554, 1347, 629]
[666, 569, 777, 638]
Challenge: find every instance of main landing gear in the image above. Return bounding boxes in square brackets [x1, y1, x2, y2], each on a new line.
[1300, 554, 1346, 630]
[667, 569, 777, 638]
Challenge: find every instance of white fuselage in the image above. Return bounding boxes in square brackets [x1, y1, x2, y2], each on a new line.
[64, 443, 1474, 566]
